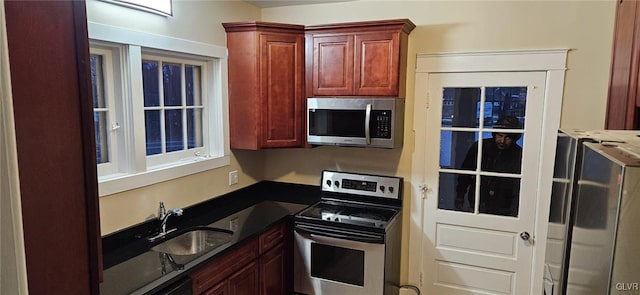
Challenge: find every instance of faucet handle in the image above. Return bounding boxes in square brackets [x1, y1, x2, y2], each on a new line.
[170, 208, 184, 216]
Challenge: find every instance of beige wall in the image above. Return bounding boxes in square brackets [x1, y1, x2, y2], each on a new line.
[86, 0, 265, 235]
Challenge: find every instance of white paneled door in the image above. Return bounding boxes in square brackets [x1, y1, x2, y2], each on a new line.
[422, 71, 546, 294]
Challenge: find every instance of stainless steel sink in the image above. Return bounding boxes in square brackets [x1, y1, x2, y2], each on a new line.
[151, 227, 233, 256]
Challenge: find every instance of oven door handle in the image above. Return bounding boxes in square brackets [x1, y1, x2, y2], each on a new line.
[295, 225, 384, 244]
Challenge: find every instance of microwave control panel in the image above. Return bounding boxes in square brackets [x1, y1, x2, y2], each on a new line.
[371, 110, 392, 138]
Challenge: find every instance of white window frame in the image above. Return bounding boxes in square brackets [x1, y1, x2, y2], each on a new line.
[88, 22, 230, 197]
[90, 46, 123, 176]
[138, 53, 209, 168]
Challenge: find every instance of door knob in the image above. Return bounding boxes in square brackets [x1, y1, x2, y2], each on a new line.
[520, 231, 531, 241]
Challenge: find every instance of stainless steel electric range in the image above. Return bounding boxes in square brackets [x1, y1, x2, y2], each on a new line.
[293, 170, 403, 295]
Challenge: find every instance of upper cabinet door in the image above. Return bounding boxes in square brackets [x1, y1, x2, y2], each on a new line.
[312, 35, 355, 96]
[354, 32, 400, 96]
[260, 33, 305, 148]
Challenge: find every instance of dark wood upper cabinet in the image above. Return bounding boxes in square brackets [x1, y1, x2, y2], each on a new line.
[223, 22, 305, 150]
[607, 0, 640, 129]
[306, 19, 415, 98]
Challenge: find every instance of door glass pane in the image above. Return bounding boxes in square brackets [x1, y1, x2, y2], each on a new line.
[439, 171, 474, 213]
[163, 63, 182, 106]
[165, 109, 183, 152]
[142, 60, 160, 107]
[441, 88, 481, 128]
[479, 131, 523, 174]
[479, 175, 520, 216]
[485, 87, 527, 126]
[440, 131, 477, 170]
[438, 85, 528, 217]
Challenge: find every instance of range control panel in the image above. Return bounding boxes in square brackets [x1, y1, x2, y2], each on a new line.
[321, 170, 402, 200]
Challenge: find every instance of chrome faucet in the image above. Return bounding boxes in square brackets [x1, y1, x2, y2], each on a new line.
[148, 202, 183, 242]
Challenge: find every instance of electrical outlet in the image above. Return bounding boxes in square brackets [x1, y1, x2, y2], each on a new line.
[229, 170, 238, 185]
[229, 217, 239, 232]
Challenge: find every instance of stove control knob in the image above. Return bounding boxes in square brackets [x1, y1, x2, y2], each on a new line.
[334, 180, 340, 187]
[326, 179, 332, 187]
[379, 185, 385, 192]
[388, 186, 394, 193]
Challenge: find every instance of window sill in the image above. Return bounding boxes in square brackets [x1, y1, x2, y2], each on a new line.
[98, 155, 231, 197]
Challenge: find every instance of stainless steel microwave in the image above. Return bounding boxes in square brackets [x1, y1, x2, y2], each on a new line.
[307, 98, 404, 148]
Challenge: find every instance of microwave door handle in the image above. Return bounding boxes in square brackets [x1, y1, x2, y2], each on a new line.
[365, 103, 372, 145]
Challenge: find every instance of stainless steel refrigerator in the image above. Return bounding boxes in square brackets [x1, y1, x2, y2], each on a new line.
[544, 129, 595, 295]
[564, 140, 640, 294]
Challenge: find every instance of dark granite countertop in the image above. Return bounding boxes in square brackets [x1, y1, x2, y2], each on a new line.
[99, 181, 320, 295]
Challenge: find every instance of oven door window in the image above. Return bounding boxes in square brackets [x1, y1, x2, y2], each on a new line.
[310, 243, 364, 286]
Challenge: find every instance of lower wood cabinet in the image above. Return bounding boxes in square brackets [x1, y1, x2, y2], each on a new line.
[259, 243, 287, 295]
[192, 219, 292, 295]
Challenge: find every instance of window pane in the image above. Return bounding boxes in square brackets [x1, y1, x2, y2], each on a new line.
[185, 65, 201, 106]
[165, 109, 183, 152]
[90, 55, 106, 108]
[479, 175, 520, 216]
[163, 63, 182, 106]
[145, 110, 162, 155]
[143, 60, 160, 107]
[439, 172, 474, 213]
[187, 109, 203, 149]
[441, 87, 481, 128]
[94, 111, 109, 163]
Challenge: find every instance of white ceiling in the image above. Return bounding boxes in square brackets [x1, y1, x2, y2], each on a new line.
[244, 0, 353, 8]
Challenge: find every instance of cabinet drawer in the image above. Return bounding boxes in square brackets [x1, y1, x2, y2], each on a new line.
[191, 238, 259, 294]
[259, 220, 289, 254]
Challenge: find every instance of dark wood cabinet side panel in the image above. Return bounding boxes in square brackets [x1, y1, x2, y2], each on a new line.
[397, 31, 409, 99]
[227, 32, 260, 149]
[5, 1, 99, 294]
[313, 35, 354, 96]
[260, 34, 304, 148]
[607, 0, 639, 129]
